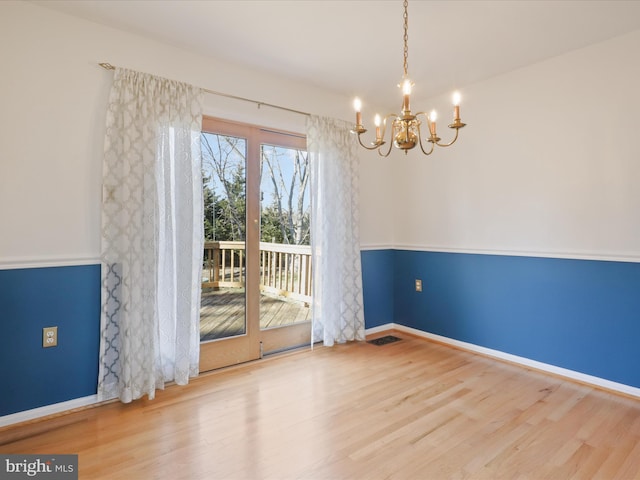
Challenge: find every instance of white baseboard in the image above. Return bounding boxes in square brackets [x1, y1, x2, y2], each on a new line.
[364, 324, 395, 336]
[0, 395, 99, 428]
[366, 323, 640, 399]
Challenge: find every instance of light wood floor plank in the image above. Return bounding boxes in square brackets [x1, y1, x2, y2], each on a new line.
[2, 333, 640, 479]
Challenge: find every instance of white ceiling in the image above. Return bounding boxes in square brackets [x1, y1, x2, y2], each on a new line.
[30, 0, 640, 111]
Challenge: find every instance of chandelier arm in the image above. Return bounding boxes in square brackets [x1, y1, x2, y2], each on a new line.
[355, 132, 384, 151]
[377, 138, 395, 157]
[414, 111, 461, 148]
[414, 111, 432, 121]
[434, 128, 460, 148]
[415, 121, 435, 155]
[375, 114, 398, 157]
[414, 112, 435, 155]
[381, 113, 397, 139]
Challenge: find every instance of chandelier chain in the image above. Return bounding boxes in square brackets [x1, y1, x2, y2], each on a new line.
[403, 0, 409, 78]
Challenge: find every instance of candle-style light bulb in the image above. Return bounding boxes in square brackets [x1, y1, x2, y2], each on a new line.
[374, 114, 381, 141]
[401, 79, 412, 113]
[402, 79, 412, 96]
[429, 110, 437, 136]
[353, 97, 362, 126]
[452, 91, 461, 121]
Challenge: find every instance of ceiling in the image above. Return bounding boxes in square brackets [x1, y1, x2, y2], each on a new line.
[30, 0, 640, 111]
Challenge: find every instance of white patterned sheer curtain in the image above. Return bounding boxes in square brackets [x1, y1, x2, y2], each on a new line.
[307, 115, 365, 346]
[99, 68, 204, 403]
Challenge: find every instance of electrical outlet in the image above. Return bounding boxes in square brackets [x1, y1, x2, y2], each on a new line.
[415, 279, 422, 292]
[43, 326, 58, 348]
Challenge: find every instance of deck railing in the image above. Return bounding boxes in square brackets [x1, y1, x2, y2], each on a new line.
[202, 241, 312, 304]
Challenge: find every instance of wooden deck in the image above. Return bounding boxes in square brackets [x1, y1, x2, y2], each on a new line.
[200, 288, 311, 342]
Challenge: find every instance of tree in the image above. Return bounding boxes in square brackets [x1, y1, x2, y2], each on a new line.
[202, 133, 246, 242]
[201, 133, 310, 246]
[260, 146, 310, 245]
[203, 173, 216, 240]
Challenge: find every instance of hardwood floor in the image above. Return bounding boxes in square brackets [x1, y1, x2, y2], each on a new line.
[2, 333, 640, 479]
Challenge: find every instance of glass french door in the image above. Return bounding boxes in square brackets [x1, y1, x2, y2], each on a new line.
[199, 117, 311, 372]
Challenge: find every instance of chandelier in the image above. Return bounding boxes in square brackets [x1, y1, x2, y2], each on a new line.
[351, 0, 466, 156]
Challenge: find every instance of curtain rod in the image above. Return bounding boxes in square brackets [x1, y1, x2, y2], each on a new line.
[99, 63, 311, 117]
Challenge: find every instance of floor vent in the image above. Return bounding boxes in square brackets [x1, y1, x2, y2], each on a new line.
[367, 335, 402, 346]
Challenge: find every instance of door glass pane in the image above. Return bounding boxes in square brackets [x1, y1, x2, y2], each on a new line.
[259, 144, 311, 330]
[200, 132, 247, 341]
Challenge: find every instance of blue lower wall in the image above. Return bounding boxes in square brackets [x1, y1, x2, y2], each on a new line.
[4, 252, 639, 416]
[362, 250, 640, 388]
[0, 265, 101, 416]
[361, 250, 395, 329]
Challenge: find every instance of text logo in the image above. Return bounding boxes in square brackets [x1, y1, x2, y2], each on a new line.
[0, 455, 77, 480]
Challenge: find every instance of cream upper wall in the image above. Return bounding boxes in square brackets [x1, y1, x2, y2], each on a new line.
[392, 29, 640, 261]
[0, 1, 392, 264]
[5, 2, 636, 264]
